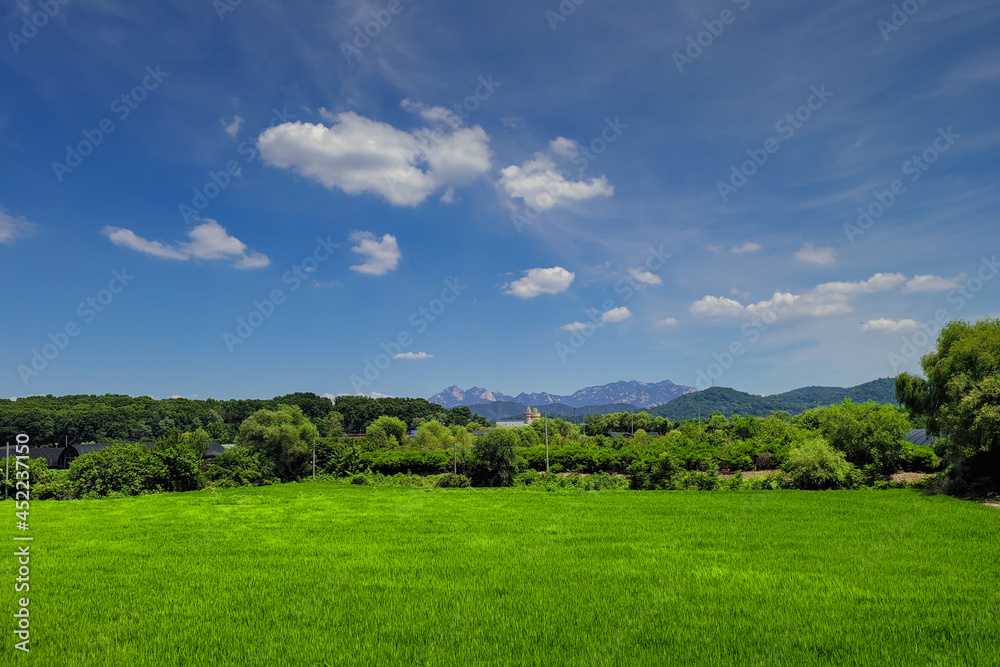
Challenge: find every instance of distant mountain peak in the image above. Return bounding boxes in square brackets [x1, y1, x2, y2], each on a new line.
[429, 380, 695, 409]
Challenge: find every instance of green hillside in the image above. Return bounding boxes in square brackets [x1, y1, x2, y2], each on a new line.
[650, 377, 897, 420]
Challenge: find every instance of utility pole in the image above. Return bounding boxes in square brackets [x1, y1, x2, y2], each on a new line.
[453, 438, 457, 475]
[4, 441, 8, 502]
[312, 442, 316, 481]
[544, 411, 549, 474]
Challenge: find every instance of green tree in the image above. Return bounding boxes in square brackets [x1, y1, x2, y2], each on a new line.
[237, 404, 318, 482]
[469, 429, 521, 487]
[819, 399, 909, 475]
[365, 415, 408, 448]
[896, 318, 1000, 482]
[413, 420, 453, 450]
[782, 437, 859, 490]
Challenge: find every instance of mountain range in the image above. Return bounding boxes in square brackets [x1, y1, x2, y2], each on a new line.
[648, 378, 898, 420]
[429, 380, 696, 410]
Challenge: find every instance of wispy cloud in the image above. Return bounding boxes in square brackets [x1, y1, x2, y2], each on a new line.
[102, 218, 269, 269]
[504, 267, 575, 297]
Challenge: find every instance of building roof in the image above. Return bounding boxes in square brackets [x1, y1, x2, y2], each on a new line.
[204, 441, 227, 458]
[905, 429, 937, 448]
[27, 447, 69, 468]
[71, 443, 117, 456]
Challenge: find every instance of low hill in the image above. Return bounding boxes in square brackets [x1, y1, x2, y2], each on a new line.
[650, 378, 897, 420]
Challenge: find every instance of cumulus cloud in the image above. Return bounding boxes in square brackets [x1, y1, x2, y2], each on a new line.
[348, 231, 401, 276]
[257, 110, 491, 206]
[690, 295, 746, 319]
[795, 242, 837, 266]
[395, 351, 433, 360]
[222, 115, 244, 138]
[562, 306, 632, 331]
[102, 218, 268, 269]
[690, 273, 908, 321]
[863, 318, 922, 333]
[656, 317, 679, 326]
[0, 210, 36, 244]
[503, 267, 575, 298]
[904, 274, 965, 292]
[600, 307, 632, 323]
[731, 242, 761, 254]
[628, 268, 662, 286]
[498, 138, 614, 210]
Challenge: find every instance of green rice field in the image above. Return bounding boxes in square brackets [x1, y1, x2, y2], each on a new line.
[6, 485, 1000, 666]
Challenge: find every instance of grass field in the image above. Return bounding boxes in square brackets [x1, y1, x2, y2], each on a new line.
[6, 485, 1000, 666]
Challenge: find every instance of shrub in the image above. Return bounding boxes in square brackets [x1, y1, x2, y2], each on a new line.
[906, 445, 941, 472]
[782, 438, 859, 490]
[205, 446, 275, 488]
[629, 453, 684, 490]
[435, 473, 471, 488]
[68, 444, 166, 497]
[350, 473, 370, 485]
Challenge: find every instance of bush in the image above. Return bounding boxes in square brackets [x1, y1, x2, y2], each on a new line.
[629, 453, 684, 490]
[350, 473, 370, 485]
[434, 473, 471, 488]
[782, 438, 859, 490]
[906, 445, 941, 472]
[205, 446, 275, 488]
[68, 444, 166, 497]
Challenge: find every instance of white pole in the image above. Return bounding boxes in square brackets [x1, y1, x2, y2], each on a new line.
[544, 412, 549, 474]
[313, 443, 316, 481]
[5, 441, 9, 502]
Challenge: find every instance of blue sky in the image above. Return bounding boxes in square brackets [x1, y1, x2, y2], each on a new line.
[2, 0, 998, 401]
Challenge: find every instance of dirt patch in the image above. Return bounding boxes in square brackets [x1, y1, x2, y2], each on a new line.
[719, 470, 773, 479]
[981, 502, 1000, 509]
[890, 472, 930, 483]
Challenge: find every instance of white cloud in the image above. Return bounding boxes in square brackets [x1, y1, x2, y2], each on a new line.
[257, 110, 491, 206]
[601, 307, 632, 323]
[795, 242, 837, 266]
[863, 318, 922, 333]
[904, 274, 966, 292]
[498, 139, 613, 210]
[102, 218, 269, 269]
[656, 317, 679, 327]
[561, 321, 595, 331]
[394, 351, 433, 360]
[222, 115, 244, 138]
[730, 242, 761, 254]
[348, 231, 401, 276]
[628, 268, 662, 286]
[691, 273, 908, 321]
[690, 295, 746, 318]
[503, 267, 575, 298]
[549, 136, 580, 159]
[0, 210, 36, 244]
